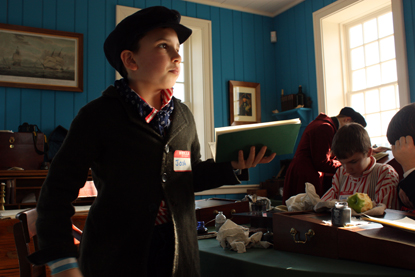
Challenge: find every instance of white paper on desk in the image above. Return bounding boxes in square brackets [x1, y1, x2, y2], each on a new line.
[363, 215, 415, 232]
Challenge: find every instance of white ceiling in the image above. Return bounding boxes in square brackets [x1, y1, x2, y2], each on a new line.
[183, 0, 305, 17]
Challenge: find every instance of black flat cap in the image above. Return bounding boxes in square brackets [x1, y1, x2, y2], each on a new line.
[104, 6, 192, 77]
[340, 107, 367, 127]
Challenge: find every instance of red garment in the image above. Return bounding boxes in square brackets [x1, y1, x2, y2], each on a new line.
[283, 113, 342, 203]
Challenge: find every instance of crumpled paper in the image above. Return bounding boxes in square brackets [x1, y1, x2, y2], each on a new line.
[286, 183, 386, 216]
[286, 182, 320, 211]
[216, 219, 272, 253]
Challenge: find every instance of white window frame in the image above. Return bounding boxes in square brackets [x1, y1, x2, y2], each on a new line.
[313, 0, 409, 117]
[116, 5, 214, 159]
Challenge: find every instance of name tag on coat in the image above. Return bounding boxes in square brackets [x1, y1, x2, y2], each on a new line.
[174, 150, 191, 172]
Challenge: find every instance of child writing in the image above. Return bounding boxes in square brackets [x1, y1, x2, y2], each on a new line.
[28, 6, 276, 277]
[387, 103, 415, 211]
[321, 123, 399, 209]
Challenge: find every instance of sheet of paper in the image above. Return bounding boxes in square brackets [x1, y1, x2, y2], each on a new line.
[363, 215, 415, 232]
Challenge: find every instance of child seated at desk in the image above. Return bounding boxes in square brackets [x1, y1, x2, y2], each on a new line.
[321, 123, 399, 209]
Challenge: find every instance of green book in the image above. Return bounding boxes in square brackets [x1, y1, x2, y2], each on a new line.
[211, 118, 301, 163]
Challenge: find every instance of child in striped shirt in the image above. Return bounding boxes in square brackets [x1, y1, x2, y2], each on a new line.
[321, 123, 399, 209]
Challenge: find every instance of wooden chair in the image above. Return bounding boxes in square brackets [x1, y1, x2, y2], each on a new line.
[13, 208, 83, 277]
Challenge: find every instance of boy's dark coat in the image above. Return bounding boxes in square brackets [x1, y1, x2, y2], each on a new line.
[29, 86, 242, 276]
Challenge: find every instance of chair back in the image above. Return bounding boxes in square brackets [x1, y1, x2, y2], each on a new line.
[13, 208, 83, 277]
[13, 208, 46, 277]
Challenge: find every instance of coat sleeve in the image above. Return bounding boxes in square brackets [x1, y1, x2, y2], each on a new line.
[183, 105, 244, 192]
[321, 168, 342, 201]
[376, 165, 399, 209]
[308, 123, 341, 173]
[398, 170, 415, 208]
[28, 105, 103, 265]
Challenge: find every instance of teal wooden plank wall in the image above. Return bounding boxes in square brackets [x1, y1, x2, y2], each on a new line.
[0, 0, 277, 187]
[1, 0, 415, 190]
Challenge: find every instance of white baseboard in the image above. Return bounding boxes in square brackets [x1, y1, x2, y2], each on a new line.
[195, 184, 260, 196]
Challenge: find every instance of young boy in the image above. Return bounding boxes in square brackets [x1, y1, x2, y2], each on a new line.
[321, 123, 399, 209]
[387, 103, 415, 211]
[28, 6, 275, 277]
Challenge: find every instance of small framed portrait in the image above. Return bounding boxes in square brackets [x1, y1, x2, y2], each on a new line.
[229, 80, 261, 125]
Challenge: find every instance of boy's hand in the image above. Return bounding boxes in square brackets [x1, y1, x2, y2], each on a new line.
[392, 136, 415, 173]
[231, 146, 276, 170]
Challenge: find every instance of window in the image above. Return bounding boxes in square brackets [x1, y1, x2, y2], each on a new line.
[116, 6, 214, 159]
[173, 44, 190, 107]
[345, 10, 399, 146]
[313, 0, 409, 146]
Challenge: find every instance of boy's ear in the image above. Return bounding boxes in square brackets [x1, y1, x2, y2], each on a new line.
[345, 116, 352, 123]
[120, 50, 138, 71]
[367, 147, 373, 157]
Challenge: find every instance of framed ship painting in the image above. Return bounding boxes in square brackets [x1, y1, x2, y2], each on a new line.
[0, 23, 83, 92]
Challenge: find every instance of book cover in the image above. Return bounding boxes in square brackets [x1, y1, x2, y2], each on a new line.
[212, 118, 301, 163]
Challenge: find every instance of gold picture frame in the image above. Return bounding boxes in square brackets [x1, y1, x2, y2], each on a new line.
[229, 80, 261, 125]
[0, 23, 83, 92]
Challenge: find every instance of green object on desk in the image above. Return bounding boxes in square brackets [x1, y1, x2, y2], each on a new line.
[198, 238, 415, 277]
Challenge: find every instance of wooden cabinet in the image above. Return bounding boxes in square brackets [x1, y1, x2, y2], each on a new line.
[0, 217, 19, 277]
[0, 170, 94, 210]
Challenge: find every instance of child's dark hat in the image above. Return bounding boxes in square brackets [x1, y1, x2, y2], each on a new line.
[340, 107, 367, 127]
[104, 6, 192, 77]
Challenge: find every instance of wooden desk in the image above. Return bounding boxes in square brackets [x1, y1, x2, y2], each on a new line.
[199, 237, 415, 276]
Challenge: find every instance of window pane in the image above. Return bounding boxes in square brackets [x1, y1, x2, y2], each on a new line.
[351, 47, 365, 70]
[352, 69, 366, 91]
[363, 18, 378, 43]
[380, 86, 396, 110]
[381, 110, 396, 137]
[351, 93, 364, 113]
[378, 12, 393, 38]
[366, 113, 382, 137]
[177, 63, 184, 83]
[179, 46, 184, 62]
[366, 65, 381, 88]
[349, 24, 363, 48]
[364, 42, 379, 66]
[371, 136, 389, 148]
[173, 83, 185, 101]
[381, 60, 397, 83]
[380, 36, 395, 61]
[396, 85, 400, 104]
[365, 89, 379, 113]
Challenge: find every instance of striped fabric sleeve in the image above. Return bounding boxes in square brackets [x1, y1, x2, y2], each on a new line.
[321, 168, 342, 201]
[375, 165, 399, 209]
[47, 257, 78, 275]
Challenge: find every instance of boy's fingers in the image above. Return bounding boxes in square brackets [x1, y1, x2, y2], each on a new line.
[253, 146, 268, 166]
[246, 146, 256, 167]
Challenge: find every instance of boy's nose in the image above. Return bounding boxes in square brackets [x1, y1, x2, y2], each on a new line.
[172, 52, 181, 63]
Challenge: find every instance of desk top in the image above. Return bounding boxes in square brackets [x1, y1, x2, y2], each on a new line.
[198, 237, 414, 277]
